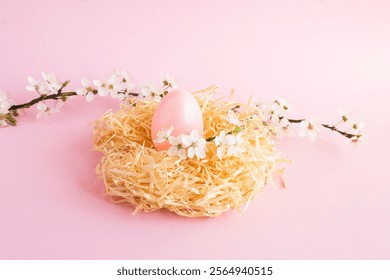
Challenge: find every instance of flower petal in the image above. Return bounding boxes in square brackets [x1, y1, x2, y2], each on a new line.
[187, 147, 195, 159]
[167, 146, 178, 157]
[195, 147, 206, 159]
[98, 87, 109, 96]
[76, 88, 87, 96]
[27, 76, 36, 85]
[37, 102, 47, 111]
[25, 85, 36, 91]
[168, 136, 179, 146]
[217, 147, 224, 160]
[81, 78, 90, 87]
[93, 79, 103, 87]
[181, 135, 192, 147]
[197, 138, 206, 148]
[190, 129, 199, 141]
[177, 149, 187, 159]
[86, 92, 94, 102]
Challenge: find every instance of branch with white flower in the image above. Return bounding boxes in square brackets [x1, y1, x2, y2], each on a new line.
[1, 71, 364, 148]
[0, 71, 177, 127]
[257, 98, 365, 146]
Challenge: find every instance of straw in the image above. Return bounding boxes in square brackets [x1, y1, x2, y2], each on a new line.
[93, 86, 282, 217]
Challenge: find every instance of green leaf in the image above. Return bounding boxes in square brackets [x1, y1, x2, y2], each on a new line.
[233, 126, 242, 133]
[62, 80, 70, 88]
[6, 113, 17, 126]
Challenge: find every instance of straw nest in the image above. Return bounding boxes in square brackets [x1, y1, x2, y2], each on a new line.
[93, 86, 282, 217]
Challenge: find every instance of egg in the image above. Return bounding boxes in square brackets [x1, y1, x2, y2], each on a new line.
[151, 89, 204, 151]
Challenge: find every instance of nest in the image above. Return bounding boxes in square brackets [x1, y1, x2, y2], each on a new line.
[93, 86, 282, 217]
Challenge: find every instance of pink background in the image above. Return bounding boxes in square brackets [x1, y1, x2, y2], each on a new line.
[0, 0, 389, 259]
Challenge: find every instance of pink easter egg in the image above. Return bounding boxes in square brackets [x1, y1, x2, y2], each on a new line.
[151, 89, 204, 151]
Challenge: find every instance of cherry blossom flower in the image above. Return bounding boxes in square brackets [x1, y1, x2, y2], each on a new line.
[50, 100, 64, 114]
[0, 90, 12, 115]
[349, 135, 365, 147]
[299, 120, 322, 141]
[215, 131, 232, 159]
[113, 70, 130, 83]
[167, 135, 188, 159]
[350, 122, 364, 135]
[93, 75, 121, 98]
[0, 90, 13, 127]
[339, 107, 351, 124]
[141, 84, 163, 101]
[214, 131, 244, 159]
[161, 74, 178, 88]
[274, 117, 293, 137]
[153, 126, 174, 143]
[112, 70, 136, 99]
[227, 133, 245, 156]
[36, 100, 64, 119]
[274, 97, 290, 112]
[41, 72, 62, 93]
[36, 102, 48, 118]
[76, 79, 95, 102]
[261, 102, 283, 120]
[261, 97, 290, 123]
[26, 76, 50, 94]
[182, 129, 207, 159]
[227, 109, 240, 126]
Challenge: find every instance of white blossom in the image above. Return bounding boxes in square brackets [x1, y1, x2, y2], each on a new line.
[112, 70, 136, 99]
[37, 102, 48, 118]
[274, 117, 293, 137]
[261, 102, 283, 120]
[50, 100, 64, 114]
[76, 79, 95, 102]
[182, 129, 207, 159]
[261, 97, 290, 122]
[36, 100, 63, 119]
[26, 76, 50, 94]
[93, 75, 121, 98]
[350, 122, 364, 134]
[0, 91, 13, 127]
[214, 131, 244, 159]
[215, 131, 233, 159]
[349, 135, 365, 146]
[41, 72, 62, 92]
[141, 84, 163, 101]
[227, 109, 240, 126]
[161, 73, 178, 88]
[113, 70, 130, 83]
[339, 107, 352, 124]
[226, 133, 245, 156]
[299, 120, 322, 141]
[0, 90, 12, 115]
[153, 126, 174, 143]
[274, 97, 290, 111]
[167, 135, 188, 159]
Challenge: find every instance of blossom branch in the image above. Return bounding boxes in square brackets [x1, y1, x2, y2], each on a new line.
[288, 119, 357, 138]
[260, 99, 364, 145]
[9, 90, 139, 112]
[1, 71, 177, 126]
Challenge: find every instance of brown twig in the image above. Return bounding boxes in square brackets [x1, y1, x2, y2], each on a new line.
[9, 90, 139, 112]
[288, 119, 357, 138]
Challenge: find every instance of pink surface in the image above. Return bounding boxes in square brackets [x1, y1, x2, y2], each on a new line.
[0, 0, 389, 259]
